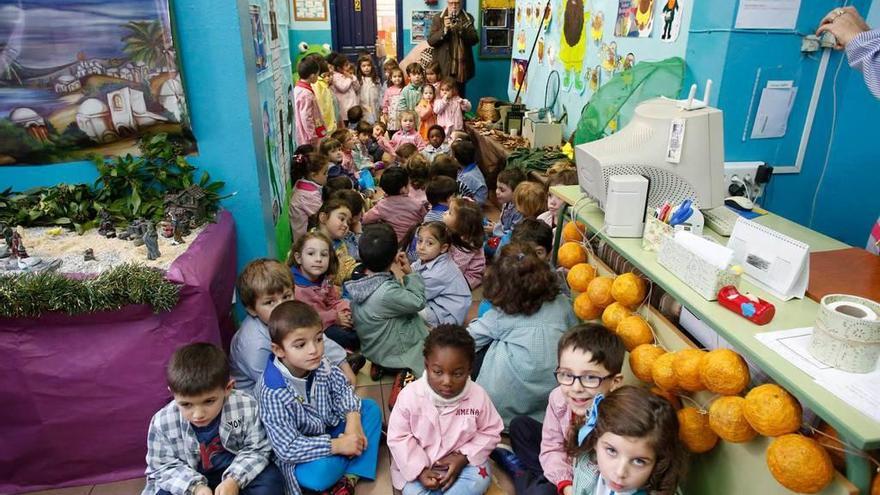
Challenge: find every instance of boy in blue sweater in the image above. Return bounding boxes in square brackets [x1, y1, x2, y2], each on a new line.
[258, 301, 381, 495]
[451, 139, 487, 206]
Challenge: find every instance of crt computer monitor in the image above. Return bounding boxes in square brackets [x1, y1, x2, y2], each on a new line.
[575, 97, 726, 210]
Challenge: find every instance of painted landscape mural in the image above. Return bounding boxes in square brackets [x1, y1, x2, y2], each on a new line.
[0, 0, 194, 165]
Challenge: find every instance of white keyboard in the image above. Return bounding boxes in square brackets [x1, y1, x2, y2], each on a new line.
[702, 206, 741, 236]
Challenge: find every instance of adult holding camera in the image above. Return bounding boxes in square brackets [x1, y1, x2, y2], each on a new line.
[427, 0, 478, 96]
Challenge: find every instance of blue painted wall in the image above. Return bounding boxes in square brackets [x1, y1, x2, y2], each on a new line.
[688, 0, 880, 247]
[1, 0, 277, 280]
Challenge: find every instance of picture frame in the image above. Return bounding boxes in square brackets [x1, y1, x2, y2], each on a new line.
[292, 0, 327, 22]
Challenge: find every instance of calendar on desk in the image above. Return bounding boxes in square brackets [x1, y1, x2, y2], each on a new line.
[727, 218, 810, 301]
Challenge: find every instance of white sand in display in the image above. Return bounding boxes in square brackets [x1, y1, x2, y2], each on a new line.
[4, 225, 206, 275]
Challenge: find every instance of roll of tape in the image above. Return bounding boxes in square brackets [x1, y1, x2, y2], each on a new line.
[827, 300, 878, 321]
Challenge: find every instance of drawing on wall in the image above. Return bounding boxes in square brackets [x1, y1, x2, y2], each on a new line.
[525, 3, 532, 24]
[660, 0, 681, 42]
[543, 2, 553, 31]
[251, 6, 268, 72]
[517, 30, 527, 53]
[622, 52, 635, 70]
[546, 43, 556, 67]
[559, 0, 588, 93]
[511, 58, 528, 91]
[601, 41, 619, 74]
[537, 35, 545, 64]
[615, 0, 653, 37]
[292, 0, 327, 21]
[589, 65, 601, 91]
[411, 11, 436, 43]
[0, 0, 194, 166]
[591, 11, 605, 44]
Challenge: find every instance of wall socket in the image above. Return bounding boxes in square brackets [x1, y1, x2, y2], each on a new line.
[724, 161, 765, 200]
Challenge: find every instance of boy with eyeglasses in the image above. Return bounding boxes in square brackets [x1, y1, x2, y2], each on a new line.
[499, 324, 625, 495]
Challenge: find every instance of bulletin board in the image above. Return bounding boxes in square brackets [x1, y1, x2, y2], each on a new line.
[508, 0, 693, 136]
[292, 0, 328, 21]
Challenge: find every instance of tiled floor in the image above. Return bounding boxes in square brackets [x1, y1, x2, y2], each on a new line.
[24, 201, 507, 495]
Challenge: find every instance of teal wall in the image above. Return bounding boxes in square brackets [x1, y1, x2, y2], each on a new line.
[687, 0, 880, 247]
[1, 0, 278, 279]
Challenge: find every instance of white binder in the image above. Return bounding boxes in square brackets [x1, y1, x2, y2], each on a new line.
[726, 217, 810, 301]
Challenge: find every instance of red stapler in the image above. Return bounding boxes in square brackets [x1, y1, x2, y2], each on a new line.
[717, 285, 775, 325]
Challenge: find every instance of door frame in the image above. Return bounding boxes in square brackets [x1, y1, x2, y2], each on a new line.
[328, 0, 404, 60]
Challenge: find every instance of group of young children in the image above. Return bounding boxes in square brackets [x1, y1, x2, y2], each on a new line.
[141, 53, 689, 495]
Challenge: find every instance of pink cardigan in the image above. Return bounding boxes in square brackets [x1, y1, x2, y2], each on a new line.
[362, 194, 428, 243]
[540, 386, 576, 488]
[292, 268, 350, 329]
[331, 72, 360, 120]
[450, 244, 485, 289]
[433, 96, 472, 140]
[293, 81, 326, 147]
[387, 377, 503, 490]
[288, 179, 323, 241]
[390, 128, 427, 151]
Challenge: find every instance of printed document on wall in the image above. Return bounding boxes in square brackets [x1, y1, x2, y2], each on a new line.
[735, 0, 802, 30]
[751, 81, 797, 139]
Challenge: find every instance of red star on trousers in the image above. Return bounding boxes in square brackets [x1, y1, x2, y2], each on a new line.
[478, 466, 488, 478]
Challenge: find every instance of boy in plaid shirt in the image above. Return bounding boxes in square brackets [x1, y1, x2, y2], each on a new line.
[257, 301, 381, 495]
[143, 343, 282, 495]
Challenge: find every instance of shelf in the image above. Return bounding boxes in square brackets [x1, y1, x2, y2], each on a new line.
[553, 185, 880, 450]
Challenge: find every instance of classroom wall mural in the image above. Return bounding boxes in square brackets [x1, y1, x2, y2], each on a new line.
[0, 0, 194, 166]
[249, 0, 293, 255]
[509, 0, 692, 136]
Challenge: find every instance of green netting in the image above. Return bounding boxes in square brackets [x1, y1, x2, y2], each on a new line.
[573, 57, 686, 145]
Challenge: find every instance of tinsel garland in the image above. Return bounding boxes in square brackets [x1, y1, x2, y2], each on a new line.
[0, 263, 180, 318]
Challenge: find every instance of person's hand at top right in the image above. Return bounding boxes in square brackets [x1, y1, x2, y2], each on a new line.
[817, 6, 871, 49]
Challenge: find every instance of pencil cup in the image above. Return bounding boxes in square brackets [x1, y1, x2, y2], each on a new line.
[642, 216, 674, 252]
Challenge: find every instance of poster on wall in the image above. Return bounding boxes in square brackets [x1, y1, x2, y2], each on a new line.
[292, 0, 327, 22]
[0, 0, 194, 166]
[411, 11, 436, 44]
[615, 0, 654, 37]
[659, 0, 682, 42]
[251, 6, 268, 72]
[251, 0, 293, 254]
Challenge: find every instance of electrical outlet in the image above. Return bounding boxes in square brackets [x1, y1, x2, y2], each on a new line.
[724, 161, 764, 200]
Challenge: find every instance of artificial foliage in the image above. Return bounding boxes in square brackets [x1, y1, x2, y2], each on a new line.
[0, 263, 180, 318]
[0, 133, 225, 232]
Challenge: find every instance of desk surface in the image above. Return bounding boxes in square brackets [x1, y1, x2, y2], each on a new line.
[553, 185, 880, 449]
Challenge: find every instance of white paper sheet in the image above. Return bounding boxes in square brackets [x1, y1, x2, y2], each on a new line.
[756, 327, 880, 422]
[751, 85, 797, 139]
[735, 0, 802, 30]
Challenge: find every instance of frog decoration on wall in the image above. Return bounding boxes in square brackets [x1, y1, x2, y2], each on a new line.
[560, 0, 588, 92]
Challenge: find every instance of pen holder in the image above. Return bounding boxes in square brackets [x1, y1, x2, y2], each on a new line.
[657, 236, 740, 301]
[642, 216, 674, 252]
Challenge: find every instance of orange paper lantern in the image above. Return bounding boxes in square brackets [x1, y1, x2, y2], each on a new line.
[562, 221, 586, 242]
[673, 348, 707, 393]
[587, 276, 615, 308]
[602, 302, 632, 330]
[678, 407, 719, 453]
[708, 396, 757, 443]
[744, 384, 802, 437]
[630, 344, 667, 383]
[652, 351, 679, 391]
[767, 434, 834, 494]
[650, 386, 682, 410]
[557, 242, 587, 269]
[573, 292, 603, 321]
[567, 263, 597, 293]
[616, 315, 654, 351]
[700, 349, 750, 396]
[611, 272, 647, 308]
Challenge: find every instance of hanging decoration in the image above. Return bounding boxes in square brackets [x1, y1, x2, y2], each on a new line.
[591, 10, 605, 44]
[543, 2, 553, 31]
[589, 65, 602, 91]
[559, 0, 589, 93]
[517, 30, 528, 53]
[538, 35, 546, 64]
[0, 0, 195, 166]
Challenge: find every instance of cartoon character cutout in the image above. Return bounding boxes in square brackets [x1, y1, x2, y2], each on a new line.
[623, 52, 635, 70]
[525, 3, 532, 23]
[517, 30, 527, 54]
[634, 0, 654, 37]
[543, 3, 553, 31]
[538, 35, 545, 64]
[591, 11, 604, 44]
[661, 0, 682, 42]
[547, 43, 556, 67]
[517, 5, 522, 24]
[601, 41, 619, 74]
[589, 66, 601, 91]
[559, 0, 588, 93]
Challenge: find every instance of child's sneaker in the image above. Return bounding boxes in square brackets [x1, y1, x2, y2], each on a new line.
[388, 369, 416, 411]
[325, 476, 356, 495]
[491, 446, 525, 478]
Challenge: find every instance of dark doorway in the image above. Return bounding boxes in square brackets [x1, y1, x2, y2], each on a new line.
[330, 0, 378, 59]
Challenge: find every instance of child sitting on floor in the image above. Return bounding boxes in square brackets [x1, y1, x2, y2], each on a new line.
[230, 259, 355, 392]
[343, 223, 428, 376]
[387, 325, 503, 495]
[451, 140, 487, 206]
[432, 154, 476, 201]
[331, 189, 366, 261]
[144, 343, 283, 495]
[411, 222, 472, 326]
[444, 197, 486, 290]
[320, 137, 354, 186]
[467, 243, 577, 427]
[538, 169, 578, 233]
[485, 168, 527, 256]
[424, 176, 458, 223]
[258, 301, 381, 495]
[288, 231, 358, 352]
[362, 167, 428, 244]
[289, 151, 329, 243]
[514, 181, 548, 220]
[389, 110, 427, 152]
[506, 324, 625, 495]
[314, 198, 359, 285]
[405, 154, 430, 207]
[422, 125, 450, 163]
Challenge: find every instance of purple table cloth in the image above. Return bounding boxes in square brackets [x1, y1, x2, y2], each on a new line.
[0, 211, 237, 494]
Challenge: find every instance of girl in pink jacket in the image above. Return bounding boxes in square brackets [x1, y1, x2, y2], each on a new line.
[433, 77, 472, 141]
[444, 198, 486, 289]
[330, 55, 360, 126]
[387, 325, 503, 494]
[288, 231, 358, 351]
[288, 152, 329, 241]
